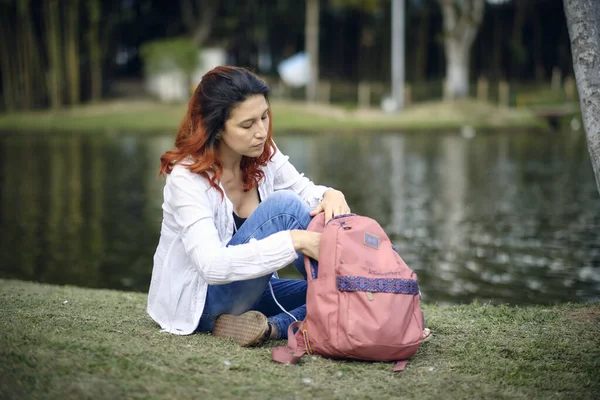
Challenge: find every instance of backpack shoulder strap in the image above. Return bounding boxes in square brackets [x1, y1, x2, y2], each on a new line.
[271, 321, 306, 364]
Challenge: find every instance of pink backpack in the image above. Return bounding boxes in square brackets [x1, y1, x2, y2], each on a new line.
[272, 213, 424, 372]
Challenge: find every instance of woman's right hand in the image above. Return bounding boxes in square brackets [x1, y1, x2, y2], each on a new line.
[290, 230, 321, 260]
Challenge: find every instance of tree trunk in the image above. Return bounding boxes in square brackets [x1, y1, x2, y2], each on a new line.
[414, 3, 431, 82]
[564, 0, 600, 194]
[88, 0, 102, 102]
[65, 0, 80, 105]
[358, 13, 374, 82]
[0, 8, 17, 111]
[446, 40, 470, 97]
[492, 9, 503, 80]
[510, 0, 528, 80]
[305, 0, 319, 103]
[439, 0, 485, 99]
[44, 0, 63, 110]
[180, 0, 216, 47]
[532, 7, 545, 82]
[20, 0, 42, 110]
[15, 18, 26, 110]
[16, 0, 30, 109]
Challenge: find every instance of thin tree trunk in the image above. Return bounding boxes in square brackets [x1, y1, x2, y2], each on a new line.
[15, 23, 26, 110]
[414, 3, 431, 82]
[65, 0, 80, 105]
[44, 0, 63, 110]
[180, 0, 217, 46]
[88, 0, 102, 102]
[564, 0, 600, 194]
[532, 7, 545, 82]
[305, 0, 319, 103]
[19, 0, 42, 110]
[358, 13, 367, 82]
[492, 9, 503, 80]
[16, 1, 30, 109]
[510, 0, 528, 80]
[28, 12, 42, 109]
[0, 8, 17, 111]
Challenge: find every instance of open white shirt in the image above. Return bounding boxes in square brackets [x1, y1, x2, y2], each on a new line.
[147, 145, 330, 334]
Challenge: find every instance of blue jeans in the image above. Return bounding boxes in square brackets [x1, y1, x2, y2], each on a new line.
[196, 190, 315, 339]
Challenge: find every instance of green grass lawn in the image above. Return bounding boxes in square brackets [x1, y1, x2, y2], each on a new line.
[0, 99, 546, 135]
[1, 279, 598, 399]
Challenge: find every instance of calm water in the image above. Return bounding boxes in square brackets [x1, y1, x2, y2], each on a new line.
[1, 129, 599, 305]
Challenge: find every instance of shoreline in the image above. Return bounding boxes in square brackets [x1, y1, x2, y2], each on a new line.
[0, 99, 549, 135]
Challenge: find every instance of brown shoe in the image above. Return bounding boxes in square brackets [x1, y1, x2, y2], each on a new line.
[212, 311, 271, 347]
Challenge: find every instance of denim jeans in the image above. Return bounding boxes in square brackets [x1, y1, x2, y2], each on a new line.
[196, 190, 315, 339]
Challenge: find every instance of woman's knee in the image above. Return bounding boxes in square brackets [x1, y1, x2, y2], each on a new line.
[267, 190, 303, 204]
[266, 190, 311, 217]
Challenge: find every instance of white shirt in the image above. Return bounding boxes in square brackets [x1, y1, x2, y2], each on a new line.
[147, 146, 330, 334]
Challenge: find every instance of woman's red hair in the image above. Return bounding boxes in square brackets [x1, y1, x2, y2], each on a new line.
[158, 66, 275, 198]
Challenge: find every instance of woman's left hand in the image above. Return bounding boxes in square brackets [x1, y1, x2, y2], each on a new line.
[310, 189, 351, 222]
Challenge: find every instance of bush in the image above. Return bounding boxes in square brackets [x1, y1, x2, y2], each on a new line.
[140, 37, 199, 76]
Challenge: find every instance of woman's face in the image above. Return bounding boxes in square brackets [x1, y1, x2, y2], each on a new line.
[220, 95, 270, 159]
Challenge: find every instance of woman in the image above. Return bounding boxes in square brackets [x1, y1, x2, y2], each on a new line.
[147, 66, 351, 346]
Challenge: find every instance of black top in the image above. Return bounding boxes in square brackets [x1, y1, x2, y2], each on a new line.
[233, 190, 261, 232]
[232, 212, 247, 232]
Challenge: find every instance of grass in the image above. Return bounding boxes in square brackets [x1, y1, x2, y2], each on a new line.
[1, 279, 599, 399]
[0, 98, 545, 135]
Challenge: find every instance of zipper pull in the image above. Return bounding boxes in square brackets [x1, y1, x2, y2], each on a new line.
[340, 221, 351, 230]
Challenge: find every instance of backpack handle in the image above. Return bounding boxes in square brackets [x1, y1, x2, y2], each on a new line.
[303, 212, 357, 280]
[271, 321, 306, 364]
[325, 213, 357, 226]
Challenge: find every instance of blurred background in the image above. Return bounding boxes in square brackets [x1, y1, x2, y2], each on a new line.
[0, 0, 598, 306]
[0, 0, 579, 109]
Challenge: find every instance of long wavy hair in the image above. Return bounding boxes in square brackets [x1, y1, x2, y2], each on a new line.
[159, 66, 275, 198]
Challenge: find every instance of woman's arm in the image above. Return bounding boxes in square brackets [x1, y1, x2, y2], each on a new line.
[271, 145, 331, 209]
[166, 171, 298, 285]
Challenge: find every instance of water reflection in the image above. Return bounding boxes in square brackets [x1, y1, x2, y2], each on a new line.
[0, 130, 598, 305]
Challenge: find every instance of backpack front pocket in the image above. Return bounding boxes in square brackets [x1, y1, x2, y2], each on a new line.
[336, 271, 422, 358]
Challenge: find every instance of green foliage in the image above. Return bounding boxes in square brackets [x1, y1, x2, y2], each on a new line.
[86, 0, 100, 23]
[140, 37, 199, 76]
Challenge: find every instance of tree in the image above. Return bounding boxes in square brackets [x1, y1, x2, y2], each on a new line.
[0, 2, 17, 111]
[65, 0, 81, 105]
[510, 0, 531, 79]
[87, 0, 102, 102]
[329, 0, 389, 82]
[564, 0, 600, 194]
[306, 0, 320, 102]
[414, 0, 434, 82]
[17, 0, 41, 110]
[180, 0, 218, 47]
[438, 0, 485, 99]
[44, 0, 63, 110]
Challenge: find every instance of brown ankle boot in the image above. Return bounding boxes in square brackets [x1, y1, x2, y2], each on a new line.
[212, 311, 271, 347]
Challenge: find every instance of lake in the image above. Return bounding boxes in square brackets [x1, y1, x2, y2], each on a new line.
[0, 129, 598, 305]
